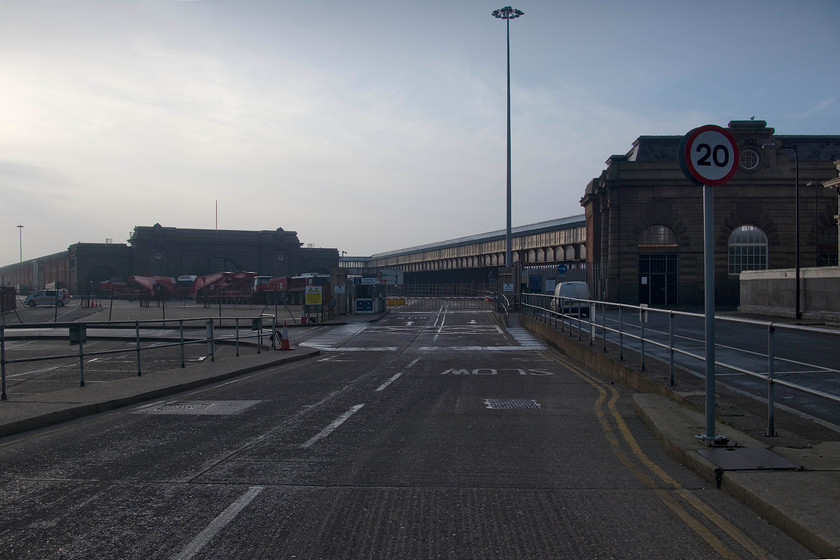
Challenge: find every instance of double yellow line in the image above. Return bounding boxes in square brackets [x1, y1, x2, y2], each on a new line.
[546, 350, 774, 560]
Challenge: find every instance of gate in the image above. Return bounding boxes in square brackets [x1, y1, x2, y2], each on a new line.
[639, 254, 678, 306]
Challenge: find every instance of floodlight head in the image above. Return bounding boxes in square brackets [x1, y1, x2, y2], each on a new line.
[492, 6, 524, 19]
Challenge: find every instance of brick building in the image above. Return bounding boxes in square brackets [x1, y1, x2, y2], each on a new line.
[1, 224, 338, 295]
[581, 120, 840, 308]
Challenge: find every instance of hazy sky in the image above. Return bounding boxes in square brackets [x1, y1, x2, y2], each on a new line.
[2, 0, 838, 265]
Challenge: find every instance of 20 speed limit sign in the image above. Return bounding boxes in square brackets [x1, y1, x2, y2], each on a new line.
[679, 125, 739, 186]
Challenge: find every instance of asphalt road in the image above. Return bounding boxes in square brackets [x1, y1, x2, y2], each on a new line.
[0, 300, 814, 559]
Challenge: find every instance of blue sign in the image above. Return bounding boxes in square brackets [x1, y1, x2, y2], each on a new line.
[557, 264, 568, 274]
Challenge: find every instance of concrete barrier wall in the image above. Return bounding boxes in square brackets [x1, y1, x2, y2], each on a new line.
[739, 267, 840, 322]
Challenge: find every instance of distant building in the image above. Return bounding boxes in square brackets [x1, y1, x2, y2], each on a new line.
[581, 120, 840, 308]
[0, 224, 338, 294]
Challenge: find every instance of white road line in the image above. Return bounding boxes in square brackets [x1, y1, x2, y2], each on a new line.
[134, 400, 168, 411]
[376, 372, 403, 392]
[7, 366, 62, 378]
[376, 357, 420, 392]
[301, 404, 365, 448]
[173, 486, 264, 560]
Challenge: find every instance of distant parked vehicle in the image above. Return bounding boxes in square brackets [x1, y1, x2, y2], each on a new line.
[24, 288, 71, 307]
[550, 281, 590, 317]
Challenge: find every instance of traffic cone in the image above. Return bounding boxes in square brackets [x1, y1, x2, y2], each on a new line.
[279, 321, 292, 351]
[300, 307, 307, 324]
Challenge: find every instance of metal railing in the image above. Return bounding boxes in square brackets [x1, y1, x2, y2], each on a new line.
[520, 292, 840, 436]
[0, 315, 278, 401]
[494, 293, 511, 327]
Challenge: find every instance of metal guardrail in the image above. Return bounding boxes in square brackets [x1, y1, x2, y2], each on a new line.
[494, 293, 510, 327]
[520, 292, 840, 436]
[0, 315, 278, 401]
[384, 296, 492, 312]
[382, 292, 509, 324]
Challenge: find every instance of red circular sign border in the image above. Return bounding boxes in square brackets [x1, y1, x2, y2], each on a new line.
[682, 124, 740, 186]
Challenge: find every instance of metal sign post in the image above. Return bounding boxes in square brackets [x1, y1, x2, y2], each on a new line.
[679, 125, 739, 444]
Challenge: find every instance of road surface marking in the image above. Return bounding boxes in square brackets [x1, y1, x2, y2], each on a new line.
[6, 365, 63, 378]
[173, 486, 264, 560]
[554, 353, 773, 560]
[376, 357, 420, 392]
[376, 372, 403, 392]
[301, 404, 365, 448]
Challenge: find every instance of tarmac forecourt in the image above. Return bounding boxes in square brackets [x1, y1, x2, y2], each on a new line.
[0, 300, 324, 436]
[1, 300, 838, 558]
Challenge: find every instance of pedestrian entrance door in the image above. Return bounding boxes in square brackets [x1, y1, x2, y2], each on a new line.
[639, 254, 678, 306]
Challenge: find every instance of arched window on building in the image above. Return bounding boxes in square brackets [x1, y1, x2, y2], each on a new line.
[728, 225, 768, 274]
[639, 225, 678, 247]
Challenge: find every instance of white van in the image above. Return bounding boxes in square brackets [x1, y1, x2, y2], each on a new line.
[550, 281, 590, 317]
[24, 288, 71, 307]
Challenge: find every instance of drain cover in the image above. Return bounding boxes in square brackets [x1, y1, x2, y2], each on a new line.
[484, 398, 541, 410]
[698, 447, 800, 471]
[138, 400, 261, 416]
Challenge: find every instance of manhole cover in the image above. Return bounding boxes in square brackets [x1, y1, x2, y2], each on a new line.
[697, 447, 799, 471]
[137, 400, 261, 416]
[484, 398, 541, 410]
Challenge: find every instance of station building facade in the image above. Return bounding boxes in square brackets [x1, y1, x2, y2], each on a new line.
[4, 120, 838, 311]
[353, 215, 588, 290]
[581, 120, 840, 308]
[0, 224, 339, 294]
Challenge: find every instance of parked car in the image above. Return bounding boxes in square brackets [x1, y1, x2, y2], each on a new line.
[550, 281, 590, 317]
[24, 288, 71, 307]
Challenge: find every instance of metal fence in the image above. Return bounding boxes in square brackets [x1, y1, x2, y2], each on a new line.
[0, 315, 278, 401]
[520, 292, 840, 437]
[385, 295, 496, 312]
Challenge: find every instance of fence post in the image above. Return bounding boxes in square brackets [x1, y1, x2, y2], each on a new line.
[78, 332, 85, 387]
[766, 324, 777, 437]
[602, 302, 607, 353]
[206, 320, 215, 362]
[618, 306, 624, 361]
[179, 320, 185, 368]
[639, 306, 646, 372]
[668, 311, 675, 386]
[235, 318, 240, 357]
[1, 325, 7, 400]
[560, 303, 566, 334]
[135, 321, 142, 377]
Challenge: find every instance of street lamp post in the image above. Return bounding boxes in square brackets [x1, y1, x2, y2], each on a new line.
[17, 225, 23, 263]
[492, 6, 523, 268]
[763, 143, 800, 320]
